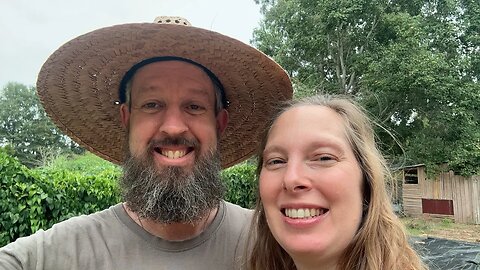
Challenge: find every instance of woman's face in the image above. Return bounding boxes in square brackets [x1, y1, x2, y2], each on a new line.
[259, 105, 364, 267]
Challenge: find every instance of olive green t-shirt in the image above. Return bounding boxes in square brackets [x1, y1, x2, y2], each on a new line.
[0, 201, 252, 270]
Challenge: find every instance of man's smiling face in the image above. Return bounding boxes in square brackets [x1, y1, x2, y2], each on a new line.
[121, 60, 228, 172]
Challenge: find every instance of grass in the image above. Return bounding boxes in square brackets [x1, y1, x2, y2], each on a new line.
[401, 216, 480, 243]
[402, 217, 453, 235]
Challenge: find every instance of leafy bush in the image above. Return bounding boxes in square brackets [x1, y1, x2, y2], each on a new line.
[0, 149, 121, 247]
[41, 152, 120, 176]
[222, 162, 258, 209]
[33, 168, 121, 221]
[0, 149, 43, 246]
[0, 150, 257, 247]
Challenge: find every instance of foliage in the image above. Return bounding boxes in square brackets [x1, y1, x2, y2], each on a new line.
[361, 11, 480, 176]
[0, 147, 41, 246]
[253, 0, 386, 95]
[222, 162, 258, 208]
[0, 82, 84, 168]
[33, 168, 121, 220]
[1, 150, 257, 246]
[253, 0, 480, 176]
[0, 149, 121, 247]
[39, 152, 121, 176]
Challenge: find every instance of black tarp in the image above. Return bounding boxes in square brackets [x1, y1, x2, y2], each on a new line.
[411, 237, 480, 270]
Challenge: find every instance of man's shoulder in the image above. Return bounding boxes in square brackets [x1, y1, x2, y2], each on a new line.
[223, 200, 253, 213]
[0, 204, 125, 269]
[50, 203, 122, 231]
[222, 201, 253, 223]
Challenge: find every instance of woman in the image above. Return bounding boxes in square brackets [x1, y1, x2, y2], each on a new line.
[247, 95, 426, 270]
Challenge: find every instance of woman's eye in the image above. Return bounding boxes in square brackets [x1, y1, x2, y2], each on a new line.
[314, 154, 337, 164]
[264, 158, 285, 168]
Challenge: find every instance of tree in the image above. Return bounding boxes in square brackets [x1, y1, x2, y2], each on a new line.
[253, 0, 479, 175]
[253, 0, 398, 96]
[363, 31, 479, 175]
[0, 82, 83, 167]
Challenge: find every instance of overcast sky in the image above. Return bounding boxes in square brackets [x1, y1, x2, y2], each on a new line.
[0, 0, 262, 88]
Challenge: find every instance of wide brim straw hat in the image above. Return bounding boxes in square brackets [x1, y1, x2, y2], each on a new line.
[37, 16, 292, 169]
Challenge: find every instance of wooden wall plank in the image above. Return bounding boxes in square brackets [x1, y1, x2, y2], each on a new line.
[401, 166, 479, 224]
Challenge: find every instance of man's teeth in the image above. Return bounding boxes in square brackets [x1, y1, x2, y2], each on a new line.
[284, 208, 326, 219]
[161, 150, 186, 159]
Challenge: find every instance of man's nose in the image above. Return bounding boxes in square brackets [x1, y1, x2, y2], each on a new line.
[159, 108, 188, 136]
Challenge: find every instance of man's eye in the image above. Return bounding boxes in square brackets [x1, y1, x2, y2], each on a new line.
[186, 104, 206, 114]
[139, 102, 163, 112]
[143, 102, 158, 108]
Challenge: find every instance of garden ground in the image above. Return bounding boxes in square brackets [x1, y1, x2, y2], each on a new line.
[402, 216, 480, 243]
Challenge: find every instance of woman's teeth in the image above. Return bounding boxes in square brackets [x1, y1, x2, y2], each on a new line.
[284, 208, 327, 219]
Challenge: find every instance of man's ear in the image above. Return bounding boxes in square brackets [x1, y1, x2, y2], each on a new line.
[216, 109, 229, 135]
[120, 104, 130, 128]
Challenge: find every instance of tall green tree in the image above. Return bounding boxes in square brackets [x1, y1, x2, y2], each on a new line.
[253, 0, 479, 175]
[0, 82, 83, 167]
[362, 12, 479, 175]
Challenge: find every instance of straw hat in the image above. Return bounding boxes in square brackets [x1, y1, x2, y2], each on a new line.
[37, 16, 292, 168]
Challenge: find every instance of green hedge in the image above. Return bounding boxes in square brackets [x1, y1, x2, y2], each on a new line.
[222, 162, 258, 209]
[0, 151, 121, 247]
[0, 150, 40, 246]
[0, 150, 257, 247]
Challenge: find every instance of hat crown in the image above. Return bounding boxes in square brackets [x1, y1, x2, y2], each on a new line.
[154, 16, 191, 26]
[37, 15, 292, 168]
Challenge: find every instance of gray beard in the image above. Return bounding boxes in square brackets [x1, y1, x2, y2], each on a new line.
[120, 147, 225, 224]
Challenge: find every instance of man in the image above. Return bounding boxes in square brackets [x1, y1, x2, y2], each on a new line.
[0, 16, 292, 269]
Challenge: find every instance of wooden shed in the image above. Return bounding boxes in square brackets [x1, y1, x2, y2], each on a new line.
[398, 164, 480, 224]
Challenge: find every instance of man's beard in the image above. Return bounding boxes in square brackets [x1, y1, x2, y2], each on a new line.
[120, 138, 225, 224]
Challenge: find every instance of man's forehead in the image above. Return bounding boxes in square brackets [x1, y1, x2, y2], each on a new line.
[118, 56, 228, 109]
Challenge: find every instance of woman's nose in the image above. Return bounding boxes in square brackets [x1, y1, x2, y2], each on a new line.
[282, 162, 312, 192]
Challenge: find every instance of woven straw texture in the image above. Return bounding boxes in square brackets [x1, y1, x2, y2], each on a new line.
[37, 22, 292, 168]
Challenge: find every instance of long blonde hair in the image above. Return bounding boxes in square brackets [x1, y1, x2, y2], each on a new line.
[247, 94, 427, 270]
